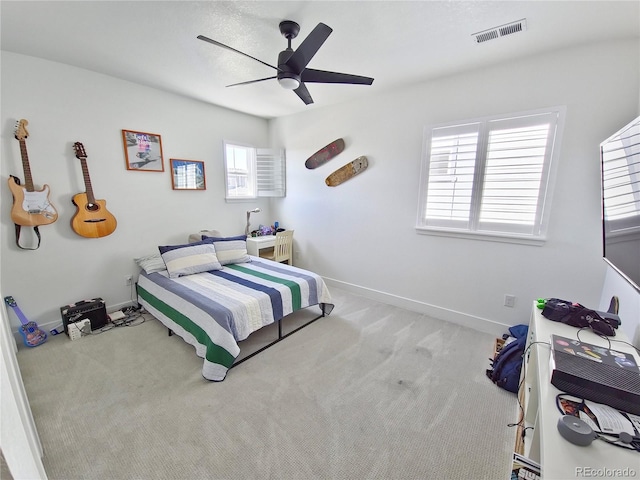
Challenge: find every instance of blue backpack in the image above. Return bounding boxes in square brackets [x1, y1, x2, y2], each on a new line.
[486, 324, 528, 393]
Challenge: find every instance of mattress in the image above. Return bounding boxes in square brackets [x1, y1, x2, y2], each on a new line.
[136, 257, 333, 381]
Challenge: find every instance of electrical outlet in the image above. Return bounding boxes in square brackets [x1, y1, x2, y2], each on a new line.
[124, 275, 133, 286]
[504, 294, 516, 308]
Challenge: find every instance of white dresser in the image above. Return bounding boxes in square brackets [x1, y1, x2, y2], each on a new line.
[520, 302, 639, 479]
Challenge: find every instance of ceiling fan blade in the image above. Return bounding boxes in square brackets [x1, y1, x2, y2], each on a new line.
[226, 76, 277, 87]
[285, 23, 332, 74]
[302, 69, 374, 85]
[294, 82, 314, 105]
[197, 35, 280, 71]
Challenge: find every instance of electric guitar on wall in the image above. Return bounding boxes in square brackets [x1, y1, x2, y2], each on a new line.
[8, 119, 58, 226]
[4, 296, 48, 348]
[71, 142, 117, 238]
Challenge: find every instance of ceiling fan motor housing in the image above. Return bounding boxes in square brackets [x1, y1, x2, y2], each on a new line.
[277, 49, 301, 89]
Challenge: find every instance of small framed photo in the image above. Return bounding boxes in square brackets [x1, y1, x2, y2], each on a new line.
[122, 129, 165, 171]
[170, 159, 206, 190]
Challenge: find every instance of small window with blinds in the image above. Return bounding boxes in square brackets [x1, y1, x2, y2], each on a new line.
[224, 142, 286, 200]
[416, 107, 565, 242]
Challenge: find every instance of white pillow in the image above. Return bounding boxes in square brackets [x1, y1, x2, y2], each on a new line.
[134, 253, 167, 274]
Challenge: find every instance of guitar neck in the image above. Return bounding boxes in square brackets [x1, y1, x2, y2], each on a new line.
[10, 304, 31, 326]
[18, 139, 35, 192]
[79, 157, 97, 204]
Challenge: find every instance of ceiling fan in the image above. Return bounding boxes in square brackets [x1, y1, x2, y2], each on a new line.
[197, 20, 374, 105]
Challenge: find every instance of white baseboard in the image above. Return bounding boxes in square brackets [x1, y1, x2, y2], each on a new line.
[323, 277, 510, 337]
[12, 284, 509, 345]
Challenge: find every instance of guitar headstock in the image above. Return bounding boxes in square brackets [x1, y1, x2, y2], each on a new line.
[73, 142, 87, 160]
[14, 119, 29, 141]
[4, 296, 17, 307]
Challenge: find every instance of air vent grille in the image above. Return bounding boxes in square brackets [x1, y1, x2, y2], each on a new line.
[472, 19, 527, 44]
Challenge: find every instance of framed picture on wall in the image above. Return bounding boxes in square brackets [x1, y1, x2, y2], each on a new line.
[170, 159, 206, 190]
[122, 129, 165, 171]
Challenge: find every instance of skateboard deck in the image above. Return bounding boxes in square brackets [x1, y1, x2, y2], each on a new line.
[325, 156, 368, 187]
[305, 138, 345, 169]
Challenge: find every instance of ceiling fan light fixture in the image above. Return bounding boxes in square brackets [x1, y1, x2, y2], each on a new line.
[278, 76, 300, 90]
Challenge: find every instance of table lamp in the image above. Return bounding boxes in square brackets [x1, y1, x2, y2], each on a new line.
[245, 208, 261, 236]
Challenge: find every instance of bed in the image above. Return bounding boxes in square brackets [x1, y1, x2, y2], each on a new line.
[134, 232, 333, 381]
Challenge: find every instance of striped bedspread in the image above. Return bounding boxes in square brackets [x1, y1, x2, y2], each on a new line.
[136, 257, 333, 381]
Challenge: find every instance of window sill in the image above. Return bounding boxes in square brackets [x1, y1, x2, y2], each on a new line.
[225, 197, 257, 203]
[415, 226, 546, 246]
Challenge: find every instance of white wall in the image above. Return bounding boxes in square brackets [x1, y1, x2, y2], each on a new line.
[270, 39, 640, 336]
[1, 52, 270, 331]
[2, 42, 639, 338]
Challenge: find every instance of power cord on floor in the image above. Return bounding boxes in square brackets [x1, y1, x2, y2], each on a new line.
[508, 341, 551, 433]
[91, 305, 150, 334]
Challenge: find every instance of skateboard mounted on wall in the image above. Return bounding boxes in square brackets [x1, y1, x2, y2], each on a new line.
[325, 156, 368, 187]
[305, 138, 345, 169]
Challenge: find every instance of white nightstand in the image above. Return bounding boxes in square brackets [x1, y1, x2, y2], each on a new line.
[246, 235, 275, 257]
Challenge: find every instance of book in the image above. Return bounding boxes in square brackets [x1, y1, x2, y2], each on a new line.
[558, 396, 640, 448]
[511, 452, 540, 480]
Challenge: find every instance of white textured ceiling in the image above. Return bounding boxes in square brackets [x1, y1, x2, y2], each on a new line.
[2, 1, 639, 119]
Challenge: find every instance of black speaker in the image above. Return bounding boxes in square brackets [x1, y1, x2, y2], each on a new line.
[60, 298, 108, 334]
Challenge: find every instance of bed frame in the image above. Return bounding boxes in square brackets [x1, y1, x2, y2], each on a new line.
[166, 303, 332, 368]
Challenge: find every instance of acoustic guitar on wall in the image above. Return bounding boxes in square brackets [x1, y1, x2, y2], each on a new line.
[8, 119, 58, 226]
[71, 142, 117, 238]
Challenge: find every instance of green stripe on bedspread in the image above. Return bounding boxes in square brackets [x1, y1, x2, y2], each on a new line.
[226, 263, 302, 311]
[137, 284, 236, 368]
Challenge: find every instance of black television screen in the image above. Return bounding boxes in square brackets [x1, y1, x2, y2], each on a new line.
[600, 115, 640, 291]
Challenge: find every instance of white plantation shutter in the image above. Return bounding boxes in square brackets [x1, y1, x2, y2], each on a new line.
[423, 123, 480, 229]
[601, 119, 640, 233]
[256, 149, 285, 197]
[417, 108, 564, 240]
[478, 113, 558, 235]
[224, 143, 286, 200]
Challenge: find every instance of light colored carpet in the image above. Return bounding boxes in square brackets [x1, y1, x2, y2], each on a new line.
[17, 287, 517, 480]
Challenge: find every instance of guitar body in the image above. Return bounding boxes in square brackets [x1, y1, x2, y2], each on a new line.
[8, 176, 58, 226]
[19, 321, 48, 348]
[71, 192, 117, 238]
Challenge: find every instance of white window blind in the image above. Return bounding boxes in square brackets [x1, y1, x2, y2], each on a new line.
[417, 108, 564, 240]
[423, 123, 479, 230]
[256, 148, 286, 197]
[224, 143, 286, 200]
[601, 118, 640, 233]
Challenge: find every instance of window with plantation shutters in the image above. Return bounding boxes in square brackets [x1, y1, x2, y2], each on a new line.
[416, 107, 565, 242]
[224, 142, 286, 200]
[601, 119, 640, 234]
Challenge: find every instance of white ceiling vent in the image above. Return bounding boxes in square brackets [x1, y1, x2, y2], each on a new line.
[472, 19, 527, 44]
